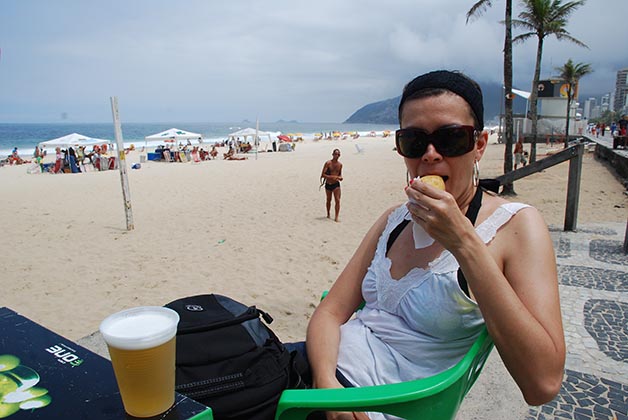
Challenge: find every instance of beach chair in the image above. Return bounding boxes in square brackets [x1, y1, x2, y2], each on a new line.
[355, 144, 365, 154]
[274, 293, 494, 420]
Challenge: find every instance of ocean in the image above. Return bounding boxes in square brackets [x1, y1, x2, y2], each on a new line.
[0, 122, 398, 158]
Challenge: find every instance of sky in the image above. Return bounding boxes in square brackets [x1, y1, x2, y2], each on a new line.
[1, 0, 626, 123]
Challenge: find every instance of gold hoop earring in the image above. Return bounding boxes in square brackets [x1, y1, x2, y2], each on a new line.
[473, 160, 480, 187]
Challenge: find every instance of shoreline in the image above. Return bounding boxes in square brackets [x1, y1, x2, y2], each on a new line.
[0, 123, 400, 158]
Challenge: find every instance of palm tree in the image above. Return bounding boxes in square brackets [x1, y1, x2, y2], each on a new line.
[555, 59, 592, 148]
[467, 0, 516, 195]
[512, 0, 587, 163]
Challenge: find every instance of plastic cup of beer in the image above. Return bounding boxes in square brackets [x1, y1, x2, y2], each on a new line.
[99, 306, 180, 418]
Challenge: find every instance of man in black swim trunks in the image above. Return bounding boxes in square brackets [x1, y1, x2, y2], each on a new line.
[320, 149, 343, 222]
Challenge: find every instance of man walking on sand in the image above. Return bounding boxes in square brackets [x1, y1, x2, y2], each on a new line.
[321, 149, 343, 222]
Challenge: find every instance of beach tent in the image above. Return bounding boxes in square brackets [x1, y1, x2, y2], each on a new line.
[227, 127, 276, 152]
[38, 133, 112, 152]
[144, 128, 203, 144]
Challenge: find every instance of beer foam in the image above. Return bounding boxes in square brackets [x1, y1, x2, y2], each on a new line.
[100, 307, 179, 350]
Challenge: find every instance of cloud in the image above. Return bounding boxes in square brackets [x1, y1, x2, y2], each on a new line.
[0, 0, 625, 122]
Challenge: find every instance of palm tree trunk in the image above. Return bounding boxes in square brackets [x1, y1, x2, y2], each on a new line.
[502, 0, 515, 195]
[529, 37, 544, 164]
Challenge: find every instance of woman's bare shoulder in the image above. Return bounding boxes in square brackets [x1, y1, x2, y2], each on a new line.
[368, 204, 406, 235]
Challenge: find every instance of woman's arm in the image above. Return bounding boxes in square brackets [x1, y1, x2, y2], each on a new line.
[406, 183, 565, 405]
[453, 208, 565, 405]
[306, 208, 392, 389]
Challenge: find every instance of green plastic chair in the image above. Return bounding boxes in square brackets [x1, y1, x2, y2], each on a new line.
[274, 293, 494, 420]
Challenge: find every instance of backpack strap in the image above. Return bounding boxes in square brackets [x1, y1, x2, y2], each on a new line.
[386, 180, 498, 297]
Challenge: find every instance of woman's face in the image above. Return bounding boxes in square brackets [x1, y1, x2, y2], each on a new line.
[400, 93, 488, 204]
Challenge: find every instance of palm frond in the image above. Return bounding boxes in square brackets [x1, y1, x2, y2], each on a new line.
[511, 19, 536, 31]
[554, 33, 589, 48]
[512, 33, 537, 44]
[466, 0, 493, 23]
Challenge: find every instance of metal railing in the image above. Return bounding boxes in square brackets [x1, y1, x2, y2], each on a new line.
[495, 143, 584, 232]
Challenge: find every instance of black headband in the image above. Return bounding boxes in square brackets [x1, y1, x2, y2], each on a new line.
[398, 70, 484, 129]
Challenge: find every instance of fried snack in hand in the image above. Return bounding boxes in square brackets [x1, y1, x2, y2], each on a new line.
[420, 175, 445, 190]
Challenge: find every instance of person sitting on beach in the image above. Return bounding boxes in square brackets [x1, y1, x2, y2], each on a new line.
[76, 146, 85, 164]
[51, 147, 64, 173]
[9, 147, 25, 165]
[292, 70, 565, 420]
[191, 146, 201, 163]
[223, 146, 247, 160]
[223, 147, 236, 159]
[210, 145, 218, 159]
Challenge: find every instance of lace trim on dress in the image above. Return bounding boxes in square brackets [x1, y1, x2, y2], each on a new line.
[374, 203, 530, 309]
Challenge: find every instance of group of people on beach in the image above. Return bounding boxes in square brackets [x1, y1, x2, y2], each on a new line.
[0, 147, 30, 167]
[299, 69, 564, 419]
[42, 144, 113, 174]
[155, 144, 220, 162]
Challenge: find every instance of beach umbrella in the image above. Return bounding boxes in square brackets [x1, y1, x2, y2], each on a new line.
[228, 127, 274, 153]
[144, 128, 202, 144]
[277, 135, 291, 142]
[38, 133, 112, 152]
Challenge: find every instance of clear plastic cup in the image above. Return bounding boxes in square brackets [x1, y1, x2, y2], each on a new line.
[100, 307, 179, 418]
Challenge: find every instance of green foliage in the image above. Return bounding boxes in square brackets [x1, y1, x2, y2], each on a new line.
[512, 0, 587, 161]
[590, 110, 619, 126]
[555, 59, 593, 100]
[512, 0, 588, 48]
[556, 59, 593, 145]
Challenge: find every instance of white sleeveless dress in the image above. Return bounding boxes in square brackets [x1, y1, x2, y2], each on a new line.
[336, 202, 530, 412]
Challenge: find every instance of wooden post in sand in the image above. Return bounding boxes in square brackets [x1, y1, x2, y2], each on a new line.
[110, 96, 134, 231]
[563, 143, 584, 232]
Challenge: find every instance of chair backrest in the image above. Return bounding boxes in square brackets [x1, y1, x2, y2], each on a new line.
[275, 327, 493, 420]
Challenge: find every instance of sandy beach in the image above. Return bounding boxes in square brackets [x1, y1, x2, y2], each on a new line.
[1, 135, 626, 346]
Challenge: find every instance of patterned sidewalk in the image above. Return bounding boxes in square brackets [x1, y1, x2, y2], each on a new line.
[526, 222, 628, 420]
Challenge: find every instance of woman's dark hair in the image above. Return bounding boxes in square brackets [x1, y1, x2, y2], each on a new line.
[398, 70, 484, 130]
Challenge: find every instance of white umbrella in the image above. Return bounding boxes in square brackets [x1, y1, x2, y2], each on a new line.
[144, 128, 202, 144]
[39, 133, 112, 151]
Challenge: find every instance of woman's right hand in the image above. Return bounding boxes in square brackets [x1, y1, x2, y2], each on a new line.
[313, 378, 370, 420]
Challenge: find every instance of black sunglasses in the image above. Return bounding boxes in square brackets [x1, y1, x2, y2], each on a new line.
[395, 125, 477, 158]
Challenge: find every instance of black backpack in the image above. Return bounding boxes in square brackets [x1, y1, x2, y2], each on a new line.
[165, 294, 307, 420]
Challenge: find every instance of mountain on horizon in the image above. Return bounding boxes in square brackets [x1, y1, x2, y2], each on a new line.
[344, 81, 530, 126]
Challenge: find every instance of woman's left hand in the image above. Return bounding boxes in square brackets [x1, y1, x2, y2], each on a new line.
[405, 180, 474, 251]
